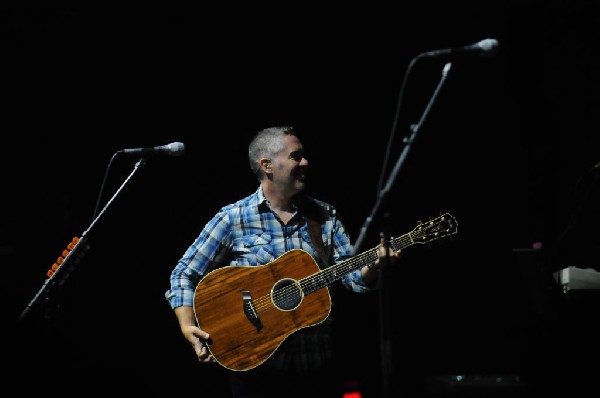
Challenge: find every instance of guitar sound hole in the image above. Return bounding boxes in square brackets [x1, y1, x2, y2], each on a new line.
[272, 278, 302, 311]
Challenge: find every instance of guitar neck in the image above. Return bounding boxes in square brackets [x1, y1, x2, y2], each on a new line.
[301, 233, 413, 294]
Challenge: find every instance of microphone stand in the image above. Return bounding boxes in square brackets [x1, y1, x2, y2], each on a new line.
[353, 61, 452, 253]
[354, 61, 453, 398]
[18, 158, 147, 322]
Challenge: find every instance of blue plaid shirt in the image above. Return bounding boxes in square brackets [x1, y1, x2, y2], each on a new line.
[165, 186, 376, 370]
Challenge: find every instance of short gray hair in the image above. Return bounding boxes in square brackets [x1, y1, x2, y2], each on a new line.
[248, 126, 297, 181]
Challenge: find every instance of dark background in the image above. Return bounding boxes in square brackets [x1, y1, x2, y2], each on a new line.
[3, 1, 600, 397]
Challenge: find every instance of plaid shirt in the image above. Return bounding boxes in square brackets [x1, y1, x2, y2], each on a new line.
[165, 186, 376, 370]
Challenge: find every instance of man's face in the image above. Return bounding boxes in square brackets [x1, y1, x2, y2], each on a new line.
[271, 135, 308, 194]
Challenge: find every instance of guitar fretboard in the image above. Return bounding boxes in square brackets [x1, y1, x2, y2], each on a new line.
[301, 233, 413, 294]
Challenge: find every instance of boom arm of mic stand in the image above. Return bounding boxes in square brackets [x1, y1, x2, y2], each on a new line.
[353, 62, 453, 254]
[18, 159, 147, 322]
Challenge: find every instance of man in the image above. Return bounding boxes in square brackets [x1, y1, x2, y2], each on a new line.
[165, 126, 400, 398]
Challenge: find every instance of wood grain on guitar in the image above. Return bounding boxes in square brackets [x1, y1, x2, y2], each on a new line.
[194, 212, 458, 371]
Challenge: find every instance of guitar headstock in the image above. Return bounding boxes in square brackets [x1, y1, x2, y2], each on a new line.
[410, 213, 458, 244]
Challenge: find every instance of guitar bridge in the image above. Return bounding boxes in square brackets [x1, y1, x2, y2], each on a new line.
[242, 290, 263, 331]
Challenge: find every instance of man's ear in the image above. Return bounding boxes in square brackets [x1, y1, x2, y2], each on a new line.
[261, 159, 272, 171]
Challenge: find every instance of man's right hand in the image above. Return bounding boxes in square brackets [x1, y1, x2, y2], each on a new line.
[175, 305, 216, 364]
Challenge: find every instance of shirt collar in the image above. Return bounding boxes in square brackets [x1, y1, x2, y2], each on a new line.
[255, 185, 301, 214]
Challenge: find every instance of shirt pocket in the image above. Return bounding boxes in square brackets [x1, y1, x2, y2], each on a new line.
[232, 233, 274, 266]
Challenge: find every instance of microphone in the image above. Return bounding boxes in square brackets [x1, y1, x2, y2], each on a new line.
[420, 38, 499, 58]
[118, 142, 185, 156]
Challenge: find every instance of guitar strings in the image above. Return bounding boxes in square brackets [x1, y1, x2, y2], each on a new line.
[249, 214, 454, 313]
[249, 233, 416, 314]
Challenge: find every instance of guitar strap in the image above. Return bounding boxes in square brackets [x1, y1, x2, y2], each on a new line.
[302, 196, 339, 326]
[300, 194, 331, 268]
[307, 216, 330, 268]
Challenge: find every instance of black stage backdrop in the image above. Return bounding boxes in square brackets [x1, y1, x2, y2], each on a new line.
[4, 2, 600, 397]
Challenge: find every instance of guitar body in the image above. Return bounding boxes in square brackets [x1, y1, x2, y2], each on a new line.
[194, 249, 331, 371]
[193, 212, 458, 371]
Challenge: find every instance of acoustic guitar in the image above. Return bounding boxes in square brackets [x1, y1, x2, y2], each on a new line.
[194, 212, 458, 371]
